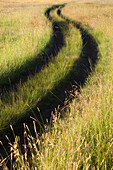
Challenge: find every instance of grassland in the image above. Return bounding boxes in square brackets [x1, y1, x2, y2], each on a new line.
[32, 4, 112, 169]
[0, 0, 113, 4]
[0, 4, 52, 136]
[0, 5, 52, 89]
[0, 0, 80, 3]
[0, 2, 113, 170]
[0, 3, 82, 139]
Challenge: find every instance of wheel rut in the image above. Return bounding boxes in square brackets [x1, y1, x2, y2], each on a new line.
[0, 5, 65, 95]
[57, 4, 99, 86]
[0, 4, 99, 167]
[0, 4, 67, 163]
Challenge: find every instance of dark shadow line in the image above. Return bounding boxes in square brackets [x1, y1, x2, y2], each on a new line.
[6, 4, 99, 143]
[22, 5, 99, 134]
[0, 5, 70, 163]
[57, 4, 99, 83]
[0, 5, 99, 167]
[0, 5, 65, 96]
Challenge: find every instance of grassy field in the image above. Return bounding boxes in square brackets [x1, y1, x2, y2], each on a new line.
[1, 0, 80, 3]
[0, 3, 82, 138]
[0, 1, 113, 170]
[0, 4, 52, 135]
[0, 0, 113, 3]
[29, 4, 112, 169]
[0, 5, 52, 89]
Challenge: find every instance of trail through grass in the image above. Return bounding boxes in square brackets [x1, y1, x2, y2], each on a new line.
[0, 3, 113, 169]
[0, 4, 82, 139]
[29, 4, 112, 169]
[0, 6, 52, 91]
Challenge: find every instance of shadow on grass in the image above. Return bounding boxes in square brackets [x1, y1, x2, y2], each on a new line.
[0, 5, 65, 95]
[6, 4, 99, 146]
[0, 4, 99, 166]
[28, 4, 99, 126]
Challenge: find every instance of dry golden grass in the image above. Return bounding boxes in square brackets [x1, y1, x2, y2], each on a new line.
[1, 0, 75, 3]
[0, 0, 113, 3]
[31, 4, 112, 169]
[0, 2, 113, 169]
[62, 2, 113, 129]
[63, 3, 113, 41]
[0, 0, 96, 3]
[0, 4, 50, 34]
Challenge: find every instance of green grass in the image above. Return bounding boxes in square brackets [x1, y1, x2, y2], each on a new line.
[31, 25, 112, 170]
[0, 6, 52, 88]
[0, 3, 113, 170]
[0, 5, 82, 138]
[28, 5, 112, 169]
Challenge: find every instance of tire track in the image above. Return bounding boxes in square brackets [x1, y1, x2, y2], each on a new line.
[0, 6, 69, 139]
[0, 5, 65, 95]
[28, 5, 99, 124]
[0, 4, 99, 167]
[0, 5, 70, 164]
[57, 4, 99, 86]
[0, 5, 68, 164]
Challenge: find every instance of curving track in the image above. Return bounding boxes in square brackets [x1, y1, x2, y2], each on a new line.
[57, 4, 99, 84]
[0, 5, 65, 94]
[0, 4, 99, 167]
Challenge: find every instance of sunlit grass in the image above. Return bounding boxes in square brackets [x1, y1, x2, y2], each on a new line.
[0, 6, 82, 137]
[31, 3, 112, 169]
[0, 0, 113, 3]
[0, 0, 82, 3]
[0, 3, 113, 169]
[0, 5, 52, 88]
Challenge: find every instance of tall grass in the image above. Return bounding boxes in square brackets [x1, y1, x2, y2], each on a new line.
[30, 4, 112, 169]
[0, 5, 52, 89]
[0, 3, 113, 169]
[0, 5, 82, 138]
